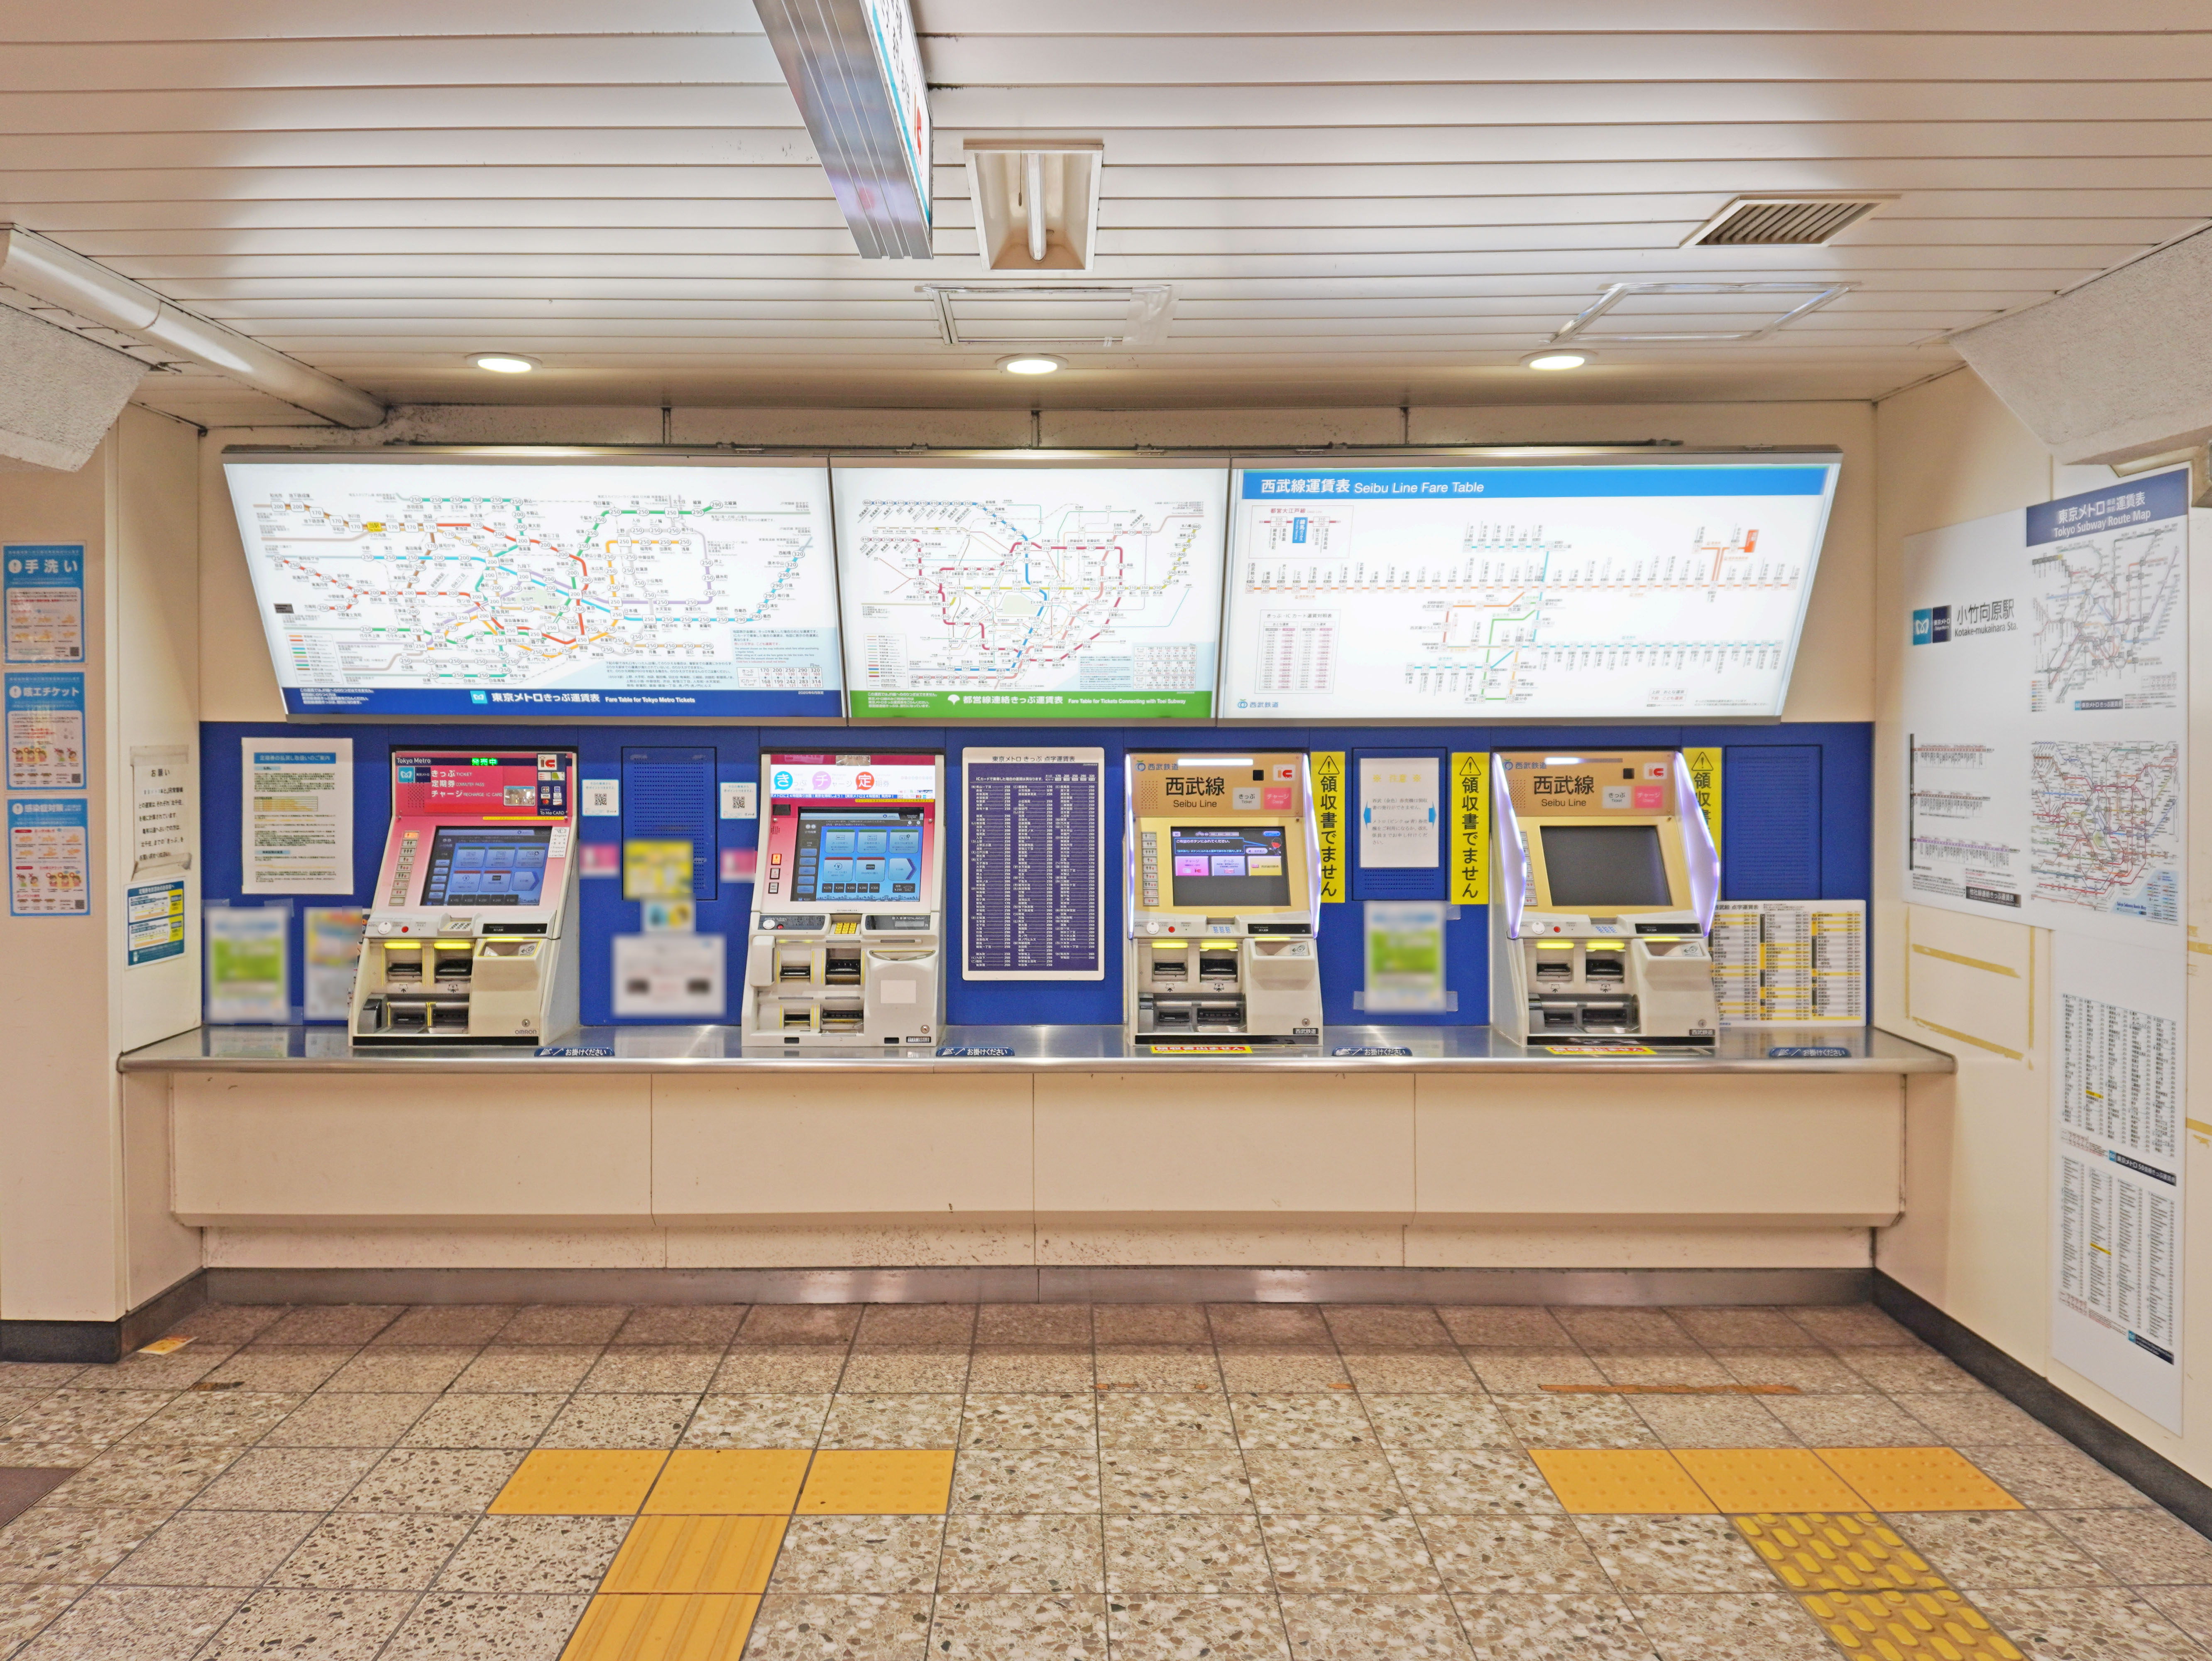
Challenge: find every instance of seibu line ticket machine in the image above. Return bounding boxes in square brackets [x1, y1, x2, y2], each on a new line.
[741, 753, 945, 1048]
[352, 748, 580, 1043]
[1125, 752, 1324, 1044]
[1490, 750, 1721, 1045]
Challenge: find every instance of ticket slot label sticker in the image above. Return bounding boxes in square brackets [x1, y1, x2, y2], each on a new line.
[1544, 1044, 1657, 1056]
[1147, 1043, 1257, 1054]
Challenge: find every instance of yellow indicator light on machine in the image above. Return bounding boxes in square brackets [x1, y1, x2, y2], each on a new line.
[1536, 942, 1578, 950]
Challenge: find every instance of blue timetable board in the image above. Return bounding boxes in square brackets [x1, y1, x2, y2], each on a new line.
[962, 748, 1106, 980]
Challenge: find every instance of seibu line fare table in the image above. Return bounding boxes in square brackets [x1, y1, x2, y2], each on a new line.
[963, 752, 1104, 979]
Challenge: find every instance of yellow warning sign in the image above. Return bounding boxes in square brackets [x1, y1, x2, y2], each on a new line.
[1311, 751, 1346, 902]
[1684, 746, 1723, 850]
[1449, 752, 1489, 905]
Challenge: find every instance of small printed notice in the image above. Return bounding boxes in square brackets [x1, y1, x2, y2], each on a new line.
[206, 905, 289, 1022]
[7, 796, 89, 915]
[130, 745, 192, 877]
[5, 671, 85, 787]
[126, 879, 188, 967]
[1359, 756, 1440, 869]
[613, 932, 725, 1017]
[1360, 900, 1449, 1013]
[302, 906, 366, 1019]
[242, 737, 352, 894]
[3, 545, 85, 662]
[1709, 900, 1866, 1025]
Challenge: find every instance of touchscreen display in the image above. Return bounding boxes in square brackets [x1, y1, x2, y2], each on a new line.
[421, 826, 553, 906]
[791, 810, 926, 902]
[1539, 823, 1672, 909]
[1168, 825, 1291, 908]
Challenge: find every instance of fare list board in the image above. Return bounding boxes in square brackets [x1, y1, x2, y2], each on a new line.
[962, 749, 1105, 980]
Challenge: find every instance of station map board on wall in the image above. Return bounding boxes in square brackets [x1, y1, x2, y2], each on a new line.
[834, 463, 1228, 719]
[1219, 458, 1840, 720]
[223, 454, 842, 719]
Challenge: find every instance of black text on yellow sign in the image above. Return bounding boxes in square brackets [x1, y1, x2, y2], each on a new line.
[1449, 751, 1490, 905]
[1311, 750, 1346, 902]
[1683, 746, 1723, 850]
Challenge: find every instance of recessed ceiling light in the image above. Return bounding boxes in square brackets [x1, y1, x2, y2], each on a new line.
[470, 353, 540, 374]
[998, 353, 1064, 375]
[1522, 350, 1591, 371]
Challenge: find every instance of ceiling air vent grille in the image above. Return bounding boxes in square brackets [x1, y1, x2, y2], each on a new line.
[1682, 195, 1896, 247]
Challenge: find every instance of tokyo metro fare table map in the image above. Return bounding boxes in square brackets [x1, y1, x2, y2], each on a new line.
[224, 460, 842, 716]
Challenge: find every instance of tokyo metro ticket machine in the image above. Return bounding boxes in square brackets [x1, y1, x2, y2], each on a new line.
[741, 753, 945, 1047]
[1125, 752, 1323, 1044]
[351, 748, 580, 1043]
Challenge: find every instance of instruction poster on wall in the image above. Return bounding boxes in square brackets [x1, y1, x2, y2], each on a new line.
[3, 545, 85, 663]
[241, 737, 352, 893]
[131, 745, 192, 877]
[206, 905, 289, 1022]
[6, 672, 85, 788]
[1360, 900, 1449, 1013]
[1359, 757, 1440, 869]
[7, 796, 89, 915]
[126, 879, 188, 967]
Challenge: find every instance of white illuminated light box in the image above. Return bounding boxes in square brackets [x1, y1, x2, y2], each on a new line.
[221, 452, 842, 720]
[1220, 454, 1842, 721]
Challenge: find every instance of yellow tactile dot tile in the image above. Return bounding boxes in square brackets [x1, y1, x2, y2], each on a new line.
[1677, 1448, 1869, 1514]
[1735, 1512, 1948, 1592]
[794, 1449, 956, 1515]
[1529, 1449, 1716, 1514]
[1815, 1448, 2024, 1513]
[558, 1593, 760, 1661]
[1800, 1588, 2024, 1660]
[491, 1450, 670, 1516]
[602, 1515, 787, 1595]
[643, 1450, 812, 1516]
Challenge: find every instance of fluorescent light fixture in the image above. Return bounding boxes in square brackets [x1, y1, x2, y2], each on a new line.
[964, 139, 1104, 271]
[1523, 350, 1590, 371]
[1543, 756, 1583, 765]
[470, 353, 539, 374]
[998, 353, 1064, 375]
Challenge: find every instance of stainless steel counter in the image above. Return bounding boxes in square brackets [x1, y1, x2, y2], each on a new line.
[120, 1024, 1952, 1075]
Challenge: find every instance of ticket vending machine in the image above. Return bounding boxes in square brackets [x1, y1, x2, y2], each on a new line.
[740, 753, 945, 1048]
[1125, 752, 1323, 1044]
[351, 748, 580, 1043]
[1489, 750, 1721, 1044]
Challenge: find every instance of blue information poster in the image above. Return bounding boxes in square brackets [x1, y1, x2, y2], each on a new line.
[5, 671, 86, 788]
[8, 796, 90, 916]
[4, 545, 86, 664]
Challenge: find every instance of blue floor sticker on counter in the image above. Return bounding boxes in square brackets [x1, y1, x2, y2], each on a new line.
[1332, 1046, 1412, 1057]
[937, 1045, 1015, 1057]
[535, 1045, 615, 1057]
[1767, 1046, 1852, 1058]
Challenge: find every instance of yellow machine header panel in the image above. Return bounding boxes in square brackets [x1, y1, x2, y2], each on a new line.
[1501, 750, 1693, 917]
[1501, 752, 1681, 822]
[1130, 753, 1307, 821]
[1129, 752, 1315, 922]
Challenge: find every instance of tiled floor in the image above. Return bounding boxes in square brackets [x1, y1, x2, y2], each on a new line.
[1, 1300, 2207, 1659]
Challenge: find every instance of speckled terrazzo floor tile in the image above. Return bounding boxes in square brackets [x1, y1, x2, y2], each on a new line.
[960, 1395, 1096, 1451]
[609, 1305, 747, 1347]
[127, 1391, 305, 1450]
[739, 1306, 861, 1345]
[434, 1514, 629, 1594]
[196, 1587, 414, 1661]
[7, 1584, 242, 1661]
[1231, 1394, 1376, 1450]
[1209, 1307, 1333, 1346]
[1627, 1395, 1796, 1449]
[1418, 1514, 1613, 1595]
[768, 1516, 944, 1595]
[188, 1446, 380, 1511]
[1101, 1451, 1255, 1515]
[1280, 1592, 1474, 1660]
[744, 1594, 933, 1661]
[2140, 1587, 2212, 1650]
[539, 1392, 696, 1450]
[1324, 1308, 1455, 1348]
[818, 1394, 962, 1450]
[0, 1580, 78, 1657]
[967, 1347, 1095, 1393]
[1587, 1352, 1736, 1389]
[0, 1396, 45, 1431]
[1665, 1308, 1811, 1349]
[375, 1591, 592, 1661]
[325, 1345, 484, 1397]
[930, 1592, 1109, 1661]
[0, 1371, 81, 1394]
[400, 1393, 564, 1451]
[1099, 1396, 1237, 1451]
[1451, 1592, 1659, 1660]
[69, 1349, 235, 1393]
[196, 1349, 357, 1394]
[976, 1305, 1091, 1345]
[952, 1449, 1100, 1513]
[1961, 1444, 2151, 1509]
[1093, 1306, 1211, 1345]
[1878, 1512, 2112, 1588]
[1707, 1348, 1872, 1395]
[2044, 1509, 2212, 1584]
[839, 1347, 972, 1394]
[1468, 1352, 1606, 1395]
[1216, 1350, 1352, 1393]
[939, 1514, 1104, 1593]
[1263, 1515, 1441, 1592]
[1097, 1347, 1224, 1392]
[1759, 1392, 1933, 1447]
[269, 1512, 475, 1590]
[1551, 1310, 1696, 1351]
[681, 1394, 829, 1450]
[851, 1304, 973, 1345]
[0, 1509, 169, 1585]
[370, 1306, 514, 1347]
[259, 1392, 433, 1449]
[39, 1445, 237, 1511]
[103, 1509, 319, 1586]
[1340, 1352, 1480, 1394]
[1244, 1450, 1407, 1516]
[1572, 1517, 1776, 1595]
[1832, 1348, 1985, 1394]
[1107, 1593, 1292, 1661]
[492, 1306, 629, 1346]
[339, 1448, 524, 1514]
[1892, 1390, 2064, 1445]
[575, 1347, 721, 1394]
[1436, 1311, 1577, 1350]
[164, 1306, 287, 1346]
[0, 1395, 172, 1460]
[1788, 1306, 1920, 1347]
[1955, 1586, 2204, 1661]
[257, 1308, 405, 1348]
[1497, 1396, 1657, 1450]
[1106, 1516, 1273, 1592]
[448, 1347, 601, 1394]
[1623, 1592, 1835, 1660]
[711, 1347, 849, 1393]
[1386, 1450, 1566, 1516]
[1358, 1395, 1512, 1450]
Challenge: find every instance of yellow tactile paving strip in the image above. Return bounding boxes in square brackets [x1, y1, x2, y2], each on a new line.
[796, 1448, 957, 1515]
[1529, 1449, 1717, 1514]
[1532, 1447, 2022, 1517]
[492, 1450, 671, 1516]
[1735, 1513, 1947, 1594]
[1815, 1447, 2024, 1512]
[1801, 1588, 2025, 1660]
[560, 1593, 761, 1661]
[1677, 1448, 1869, 1514]
[603, 1516, 787, 1595]
[644, 1450, 812, 1516]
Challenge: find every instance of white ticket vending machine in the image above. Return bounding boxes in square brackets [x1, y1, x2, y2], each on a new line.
[741, 753, 945, 1047]
[1489, 750, 1722, 1045]
[1125, 752, 1324, 1044]
[351, 748, 580, 1043]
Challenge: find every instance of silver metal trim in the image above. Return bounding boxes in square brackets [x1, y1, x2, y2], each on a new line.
[1551, 282, 1856, 344]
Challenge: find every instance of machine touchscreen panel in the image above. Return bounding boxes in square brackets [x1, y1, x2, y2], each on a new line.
[1539, 823, 1671, 909]
[790, 811, 926, 903]
[420, 826, 553, 907]
[1167, 825, 1291, 908]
